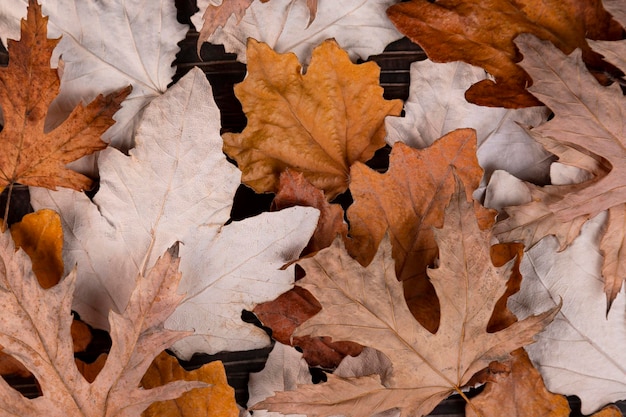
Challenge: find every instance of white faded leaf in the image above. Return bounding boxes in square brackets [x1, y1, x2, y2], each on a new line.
[0, 230, 205, 417]
[0, 0, 187, 151]
[511, 212, 626, 415]
[195, 0, 403, 65]
[31, 67, 319, 358]
[385, 60, 552, 188]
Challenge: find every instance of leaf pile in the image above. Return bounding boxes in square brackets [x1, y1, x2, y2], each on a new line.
[1, 0, 626, 416]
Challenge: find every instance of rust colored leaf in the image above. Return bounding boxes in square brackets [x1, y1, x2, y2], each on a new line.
[345, 129, 494, 331]
[253, 181, 559, 417]
[466, 349, 571, 417]
[254, 286, 362, 368]
[0, 0, 130, 193]
[11, 209, 63, 289]
[141, 351, 239, 417]
[223, 38, 403, 200]
[387, 0, 623, 108]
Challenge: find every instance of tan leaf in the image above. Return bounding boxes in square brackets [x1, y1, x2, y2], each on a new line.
[345, 129, 494, 331]
[141, 351, 239, 417]
[0, 0, 130, 193]
[491, 34, 626, 309]
[254, 181, 559, 417]
[386, 0, 623, 108]
[222, 38, 403, 200]
[0, 231, 205, 416]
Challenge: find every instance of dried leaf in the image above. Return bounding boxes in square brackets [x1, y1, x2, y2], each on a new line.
[0, 0, 187, 151]
[0, 0, 129, 192]
[254, 182, 559, 417]
[194, 0, 402, 65]
[491, 34, 626, 309]
[31, 67, 319, 358]
[11, 209, 63, 288]
[387, 0, 623, 108]
[223, 39, 402, 200]
[0, 229, 205, 416]
[141, 351, 239, 417]
[511, 213, 626, 414]
[346, 129, 493, 331]
[466, 349, 571, 417]
[384, 59, 552, 186]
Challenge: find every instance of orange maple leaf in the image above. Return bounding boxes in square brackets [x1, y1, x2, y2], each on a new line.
[0, 0, 130, 194]
[387, 0, 623, 108]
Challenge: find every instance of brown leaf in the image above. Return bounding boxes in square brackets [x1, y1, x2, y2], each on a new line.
[141, 351, 239, 417]
[386, 0, 623, 108]
[0, 231, 204, 416]
[492, 34, 626, 310]
[466, 349, 571, 417]
[0, 0, 130, 193]
[223, 38, 403, 200]
[254, 181, 559, 417]
[345, 129, 494, 332]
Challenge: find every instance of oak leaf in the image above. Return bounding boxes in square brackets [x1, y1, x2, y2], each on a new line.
[0, 0, 187, 151]
[0, 228, 205, 416]
[386, 0, 623, 108]
[31, 67, 319, 359]
[346, 129, 492, 331]
[385, 59, 552, 186]
[195, 0, 402, 65]
[510, 213, 626, 414]
[253, 182, 559, 417]
[141, 351, 239, 417]
[490, 34, 626, 309]
[223, 39, 402, 200]
[0, 0, 129, 193]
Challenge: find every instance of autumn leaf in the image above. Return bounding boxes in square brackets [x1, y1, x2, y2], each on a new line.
[386, 0, 623, 108]
[195, 0, 402, 65]
[510, 213, 626, 414]
[0, 0, 187, 151]
[253, 181, 559, 417]
[195, 0, 318, 55]
[31, 67, 319, 359]
[0, 0, 129, 194]
[346, 129, 492, 331]
[384, 59, 552, 186]
[490, 34, 626, 309]
[141, 351, 239, 417]
[223, 39, 402, 200]
[0, 228, 205, 416]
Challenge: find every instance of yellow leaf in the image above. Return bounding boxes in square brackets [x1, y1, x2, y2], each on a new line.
[142, 351, 239, 417]
[10, 209, 63, 289]
[223, 38, 402, 200]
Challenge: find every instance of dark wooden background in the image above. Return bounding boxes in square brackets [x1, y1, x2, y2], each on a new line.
[0, 0, 625, 415]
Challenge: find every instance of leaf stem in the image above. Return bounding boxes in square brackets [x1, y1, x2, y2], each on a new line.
[2, 182, 14, 231]
[456, 386, 484, 417]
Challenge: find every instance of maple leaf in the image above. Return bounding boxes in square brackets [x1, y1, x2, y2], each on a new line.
[510, 213, 626, 414]
[0, 0, 187, 151]
[385, 59, 552, 186]
[141, 351, 239, 417]
[386, 0, 624, 108]
[223, 39, 402, 200]
[0, 0, 129, 194]
[346, 129, 493, 331]
[196, 0, 403, 65]
[31, 67, 319, 359]
[194, 0, 318, 55]
[489, 34, 626, 309]
[0, 228, 205, 416]
[253, 181, 559, 417]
